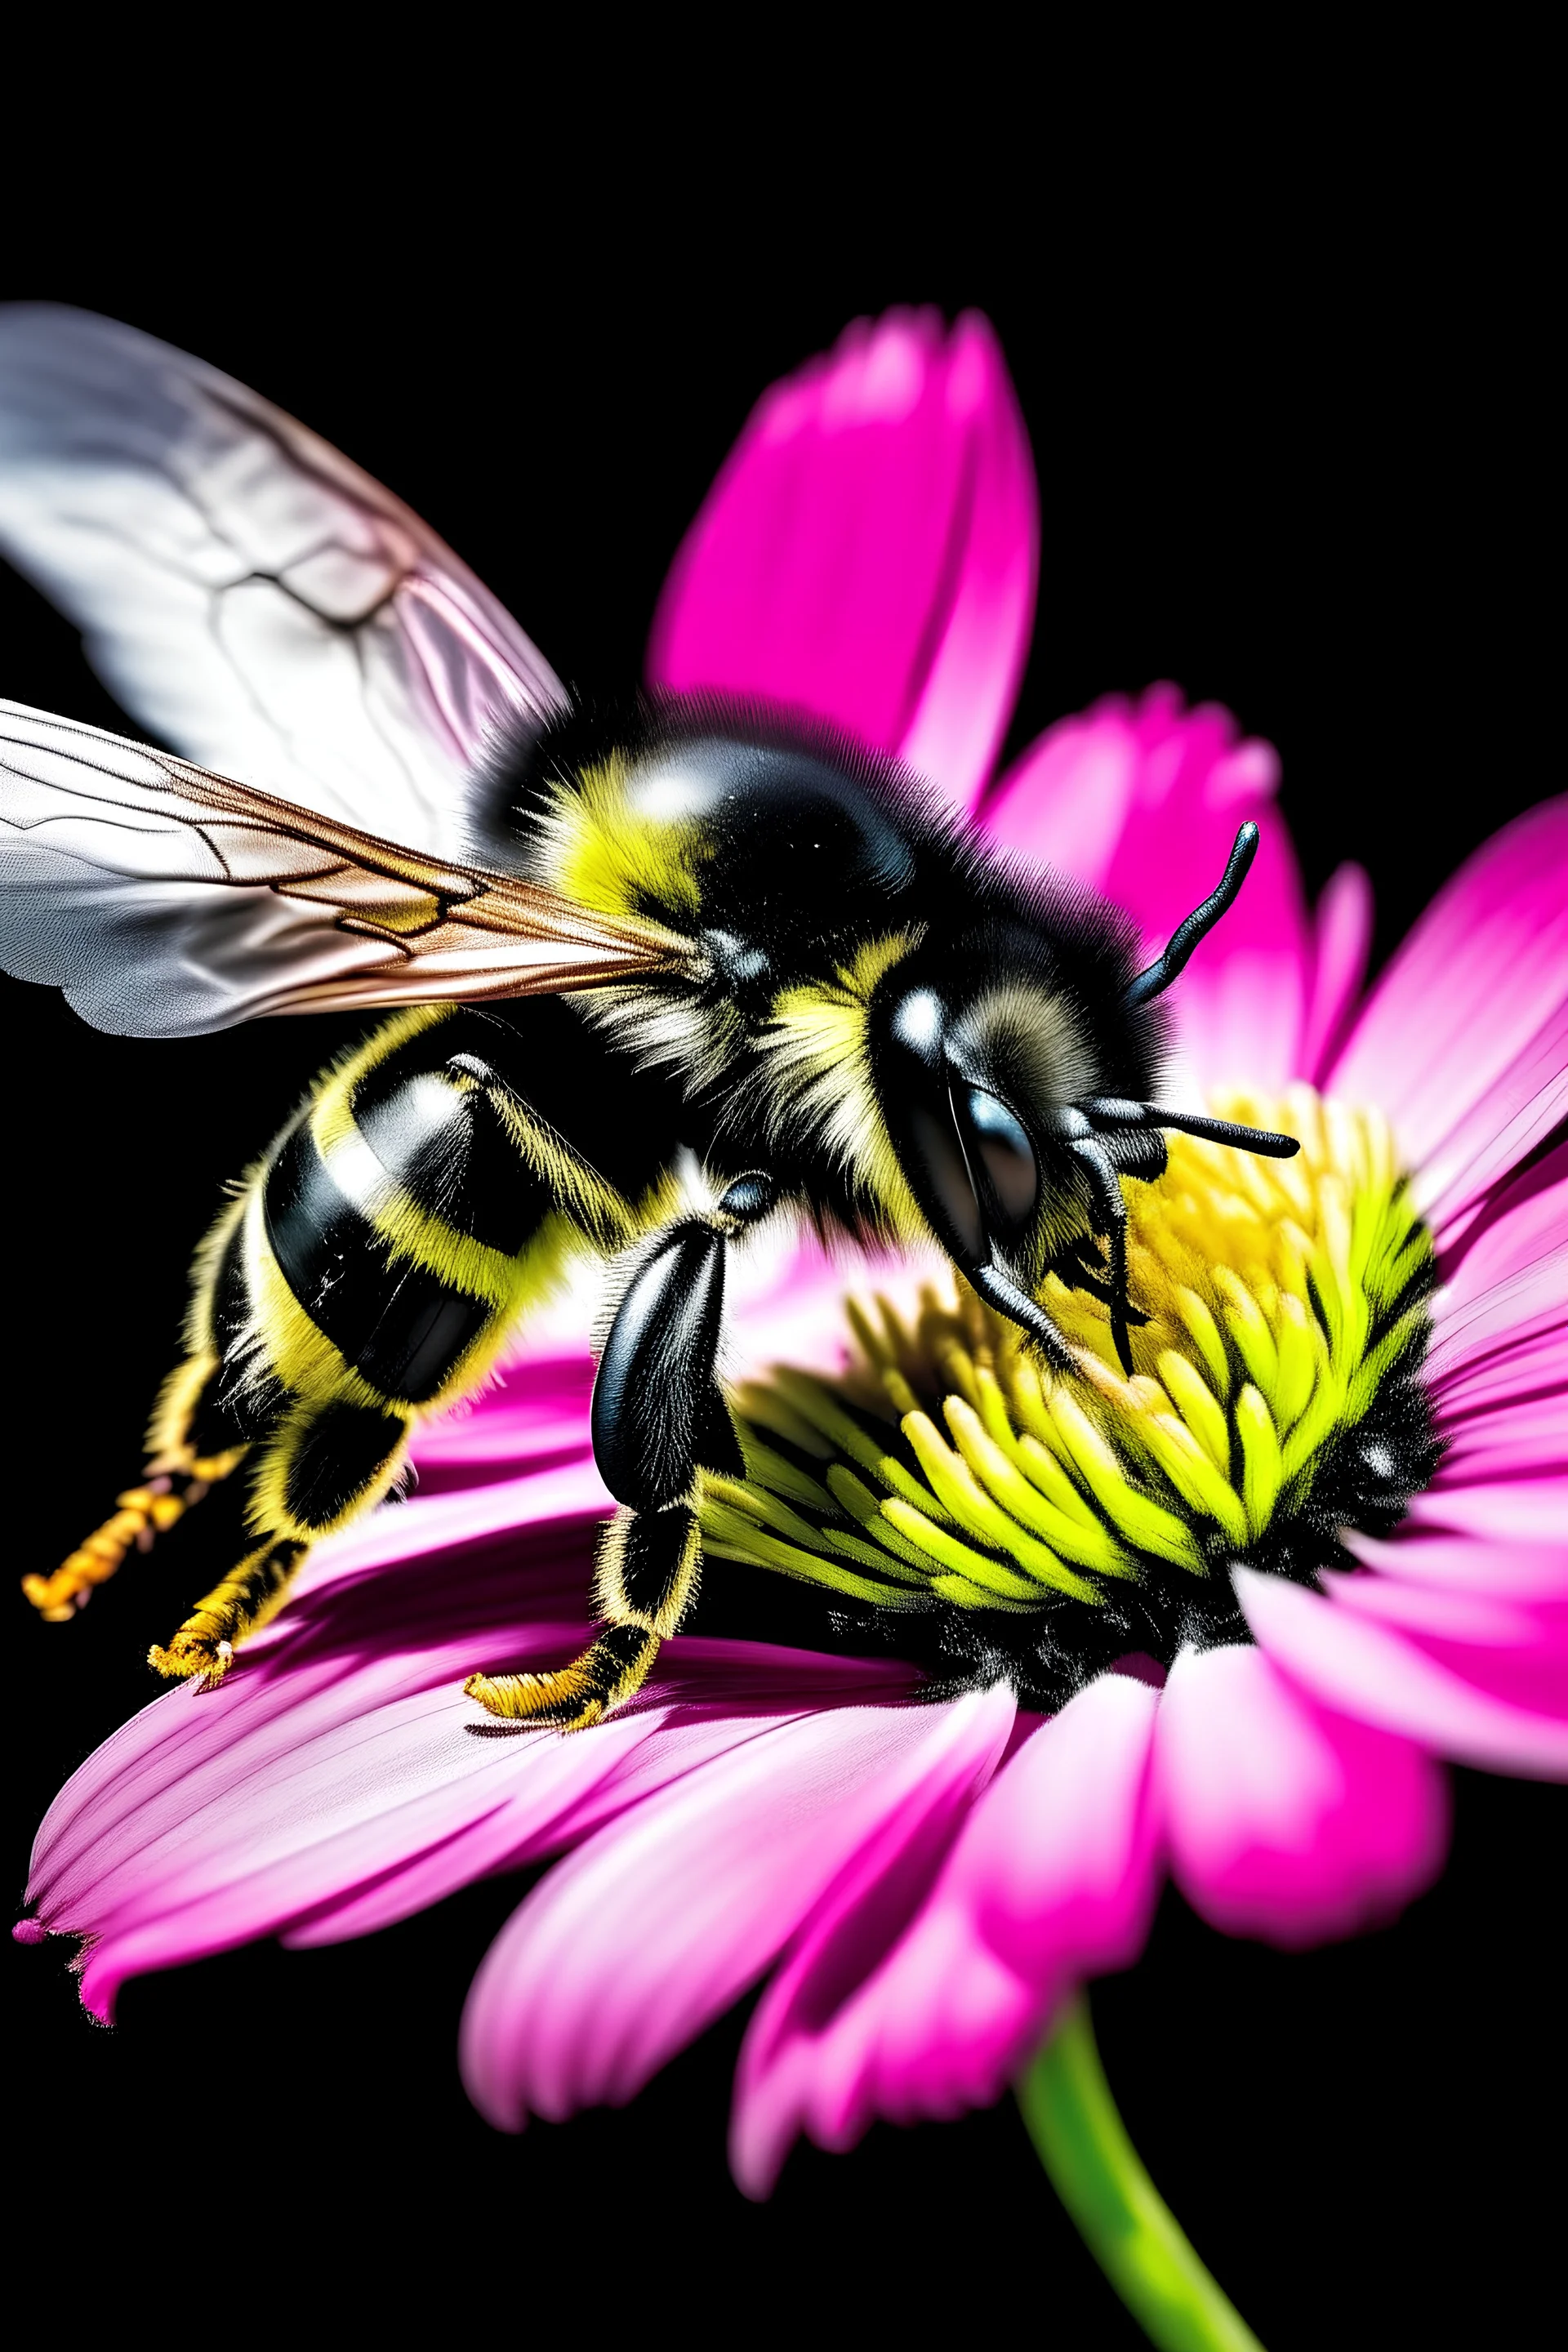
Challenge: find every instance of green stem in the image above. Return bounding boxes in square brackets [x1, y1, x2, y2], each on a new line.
[1016, 1993, 1265, 2352]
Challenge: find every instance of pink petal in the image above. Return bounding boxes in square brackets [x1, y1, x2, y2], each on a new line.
[983, 687, 1312, 1090]
[1415, 1009, 1568, 1246]
[1156, 1642, 1448, 1947]
[1440, 1138, 1567, 1291]
[1437, 1391, 1567, 1485]
[1321, 1566, 1568, 1651]
[1428, 1142, 1568, 1390]
[730, 1665, 1161, 2194]
[1341, 1526, 1568, 1602]
[1300, 862, 1374, 1084]
[1319, 1570, 1568, 1723]
[1406, 1477, 1568, 1547]
[648, 309, 1037, 813]
[23, 1455, 913, 2016]
[1236, 1566, 1568, 1778]
[1434, 1325, 1568, 1424]
[408, 1352, 594, 1492]
[1329, 797, 1568, 1224]
[285, 1454, 610, 1594]
[460, 1688, 979, 2132]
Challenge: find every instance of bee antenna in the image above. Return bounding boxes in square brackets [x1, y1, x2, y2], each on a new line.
[1123, 822, 1259, 1009]
[1081, 1097, 1301, 1161]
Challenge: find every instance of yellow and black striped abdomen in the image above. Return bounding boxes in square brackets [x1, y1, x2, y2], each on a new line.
[175, 1001, 685, 1548]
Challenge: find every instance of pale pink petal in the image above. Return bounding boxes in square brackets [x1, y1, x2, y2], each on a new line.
[287, 1455, 610, 1593]
[1156, 1643, 1448, 1948]
[1329, 797, 1568, 1219]
[1437, 1375, 1568, 1479]
[1318, 1571, 1568, 1723]
[648, 309, 1037, 813]
[983, 688, 1312, 1090]
[460, 1689, 983, 2131]
[1300, 862, 1374, 1084]
[1406, 1477, 1568, 1547]
[1433, 1325, 1568, 1423]
[1320, 1567, 1568, 1653]
[730, 1665, 1161, 2194]
[1440, 1138, 1567, 1290]
[1428, 1142, 1568, 1390]
[1341, 1526, 1568, 1602]
[1236, 1566, 1568, 1778]
[1415, 1013, 1568, 1246]
[23, 1456, 913, 2016]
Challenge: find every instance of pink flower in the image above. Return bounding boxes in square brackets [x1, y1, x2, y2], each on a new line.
[19, 311, 1566, 2203]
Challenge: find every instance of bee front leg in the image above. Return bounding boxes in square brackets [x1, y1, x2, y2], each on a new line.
[466, 1174, 775, 1731]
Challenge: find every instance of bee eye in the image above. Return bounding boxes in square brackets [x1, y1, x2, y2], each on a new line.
[907, 1103, 987, 1260]
[958, 1086, 1038, 1229]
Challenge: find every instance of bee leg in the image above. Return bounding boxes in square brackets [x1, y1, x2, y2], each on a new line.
[1052, 1242, 1151, 1326]
[466, 1173, 774, 1731]
[464, 1506, 702, 1730]
[149, 1395, 411, 1686]
[1068, 1136, 1138, 1375]
[147, 1537, 307, 1687]
[21, 1352, 247, 1624]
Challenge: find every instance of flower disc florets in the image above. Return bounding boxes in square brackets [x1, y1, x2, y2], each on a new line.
[702, 1087, 1443, 1707]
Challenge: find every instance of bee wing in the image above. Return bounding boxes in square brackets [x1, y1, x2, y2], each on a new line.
[0, 304, 566, 862]
[0, 702, 684, 1036]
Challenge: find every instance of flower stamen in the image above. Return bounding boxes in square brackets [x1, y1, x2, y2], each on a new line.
[702, 1086, 1441, 1705]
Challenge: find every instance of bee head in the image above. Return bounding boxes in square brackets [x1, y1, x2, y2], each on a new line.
[866, 929, 1143, 1341]
[864, 824, 1291, 1362]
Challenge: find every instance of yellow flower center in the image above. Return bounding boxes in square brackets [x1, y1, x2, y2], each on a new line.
[700, 1088, 1438, 1701]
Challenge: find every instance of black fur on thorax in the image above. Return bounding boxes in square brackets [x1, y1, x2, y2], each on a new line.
[481, 692, 1167, 1094]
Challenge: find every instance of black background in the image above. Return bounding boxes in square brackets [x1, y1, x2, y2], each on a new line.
[2, 108, 1558, 2350]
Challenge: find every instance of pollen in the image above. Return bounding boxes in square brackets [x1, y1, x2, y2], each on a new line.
[700, 1087, 1440, 1704]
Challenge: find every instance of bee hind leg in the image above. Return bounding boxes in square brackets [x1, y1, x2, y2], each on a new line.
[466, 1173, 775, 1731]
[149, 1393, 410, 1687]
[148, 1535, 307, 1686]
[21, 1352, 247, 1624]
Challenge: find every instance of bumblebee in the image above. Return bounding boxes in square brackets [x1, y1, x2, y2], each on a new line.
[0, 305, 1296, 1729]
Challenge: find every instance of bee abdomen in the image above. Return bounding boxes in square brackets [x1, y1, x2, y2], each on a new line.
[261, 1100, 508, 1406]
[351, 1062, 550, 1251]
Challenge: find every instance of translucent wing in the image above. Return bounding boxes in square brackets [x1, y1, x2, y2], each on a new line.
[0, 303, 566, 860]
[0, 702, 685, 1037]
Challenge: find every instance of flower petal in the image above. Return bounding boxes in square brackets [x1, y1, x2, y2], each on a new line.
[1300, 862, 1374, 1084]
[1406, 1476, 1568, 1547]
[1156, 1642, 1448, 1947]
[459, 1688, 973, 2132]
[725, 1682, 1015, 2190]
[982, 687, 1312, 1090]
[647, 309, 1037, 812]
[1318, 1569, 1568, 1724]
[1438, 1388, 1568, 1486]
[29, 1498, 607, 2018]
[1329, 797, 1568, 1223]
[1321, 1566, 1568, 1650]
[24, 1459, 912, 2016]
[408, 1352, 594, 1492]
[730, 1665, 1161, 2194]
[1236, 1566, 1568, 1778]
[1342, 1526, 1568, 1602]
[1428, 1141, 1568, 1391]
[1415, 1010, 1568, 1245]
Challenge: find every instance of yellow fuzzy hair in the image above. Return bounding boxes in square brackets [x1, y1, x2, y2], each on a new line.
[755, 931, 927, 1236]
[534, 753, 707, 924]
